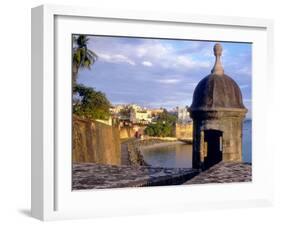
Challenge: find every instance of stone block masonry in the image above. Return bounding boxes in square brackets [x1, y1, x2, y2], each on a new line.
[184, 162, 251, 185]
[72, 163, 199, 189]
[72, 116, 121, 165]
[72, 161, 251, 189]
[175, 123, 193, 141]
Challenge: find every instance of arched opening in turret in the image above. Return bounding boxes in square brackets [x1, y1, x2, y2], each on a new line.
[204, 129, 223, 169]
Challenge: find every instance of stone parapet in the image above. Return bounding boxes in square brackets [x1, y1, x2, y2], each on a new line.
[72, 163, 199, 189]
[184, 162, 251, 184]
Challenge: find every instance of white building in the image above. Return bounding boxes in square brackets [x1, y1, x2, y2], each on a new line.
[130, 109, 152, 124]
[110, 104, 125, 114]
[177, 106, 192, 124]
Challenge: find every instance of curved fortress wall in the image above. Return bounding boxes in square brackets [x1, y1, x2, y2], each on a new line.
[72, 116, 121, 165]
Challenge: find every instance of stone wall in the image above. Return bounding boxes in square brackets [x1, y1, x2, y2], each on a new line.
[127, 141, 147, 166]
[175, 123, 193, 141]
[72, 116, 121, 165]
[119, 125, 146, 139]
[119, 126, 135, 139]
[191, 110, 246, 169]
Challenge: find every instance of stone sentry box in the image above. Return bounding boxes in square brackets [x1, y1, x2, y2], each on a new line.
[189, 43, 247, 170]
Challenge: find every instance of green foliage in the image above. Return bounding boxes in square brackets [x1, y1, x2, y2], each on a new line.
[72, 35, 98, 85]
[72, 35, 107, 121]
[144, 109, 177, 137]
[73, 84, 111, 120]
[144, 122, 174, 137]
[157, 109, 177, 125]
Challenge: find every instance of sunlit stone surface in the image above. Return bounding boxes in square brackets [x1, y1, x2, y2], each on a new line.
[184, 162, 252, 185]
[72, 163, 198, 189]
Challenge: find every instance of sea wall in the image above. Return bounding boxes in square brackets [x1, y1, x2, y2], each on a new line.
[72, 116, 121, 165]
[119, 126, 135, 139]
[127, 141, 147, 166]
[119, 125, 146, 139]
[175, 123, 193, 141]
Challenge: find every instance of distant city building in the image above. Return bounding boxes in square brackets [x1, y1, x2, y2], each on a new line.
[130, 109, 152, 125]
[149, 108, 164, 117]
[177, 106, 192, 124]
[111, 104, 164, 125]
[147, 108, 164, 122]
[129, 104, 142, 111]
[109, 104, 125, 114]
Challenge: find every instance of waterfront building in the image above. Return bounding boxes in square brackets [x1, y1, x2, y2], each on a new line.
[110, 104, 125, 114]
[189, 43, 247, 170]
[177, 106, 192, 124]
[148, 108, 164, 117]
[130, 109, 152, 125]
[129, 104, 142, 111]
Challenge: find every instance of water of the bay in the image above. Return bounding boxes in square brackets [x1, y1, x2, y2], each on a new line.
[141, 120, 252, 168]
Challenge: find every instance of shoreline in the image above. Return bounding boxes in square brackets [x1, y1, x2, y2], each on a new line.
[123, 138, 191, 166]
[140, 140, 186, 151]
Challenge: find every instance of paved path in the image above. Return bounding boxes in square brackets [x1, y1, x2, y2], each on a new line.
[73, 163, 198, 190]
[184, 162, 252, 185]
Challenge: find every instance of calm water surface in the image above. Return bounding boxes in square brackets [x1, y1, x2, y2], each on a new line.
[141, 120, 252, 168]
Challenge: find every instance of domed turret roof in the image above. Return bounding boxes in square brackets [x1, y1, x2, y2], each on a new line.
[190, 43, 246, 111]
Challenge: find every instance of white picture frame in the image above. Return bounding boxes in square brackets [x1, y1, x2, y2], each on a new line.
[31, 4, 274, 221]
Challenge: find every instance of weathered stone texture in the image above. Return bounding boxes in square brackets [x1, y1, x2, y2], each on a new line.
[184, 162, 252, 184]
[175, 123, 193, 141]
[72, 163, 199, 189]
[72, 116, 121, 165]
[189, 44, 247, 170]
[191, 110, 246, 169]
[119, 126, 135, 139]
[72, 162, 251, 189]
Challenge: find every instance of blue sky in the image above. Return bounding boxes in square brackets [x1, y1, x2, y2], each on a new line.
[76, 36, 252, 118]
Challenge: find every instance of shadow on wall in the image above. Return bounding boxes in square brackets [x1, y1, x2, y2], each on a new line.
[203, 129, 223, 169]
[72, 116, 121, 165]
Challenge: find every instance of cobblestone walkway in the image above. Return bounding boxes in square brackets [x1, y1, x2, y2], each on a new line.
[73, 163, 198, 190]
[184, 162, 252, 185]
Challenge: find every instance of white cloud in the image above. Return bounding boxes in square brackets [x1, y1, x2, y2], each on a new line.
[135, 42, 211, 70]
[156, 79, 181, 84]
[142, 61, 153, 67]
[174, 55, 211, 69]
[99, 53, 136, 66]
[135, 42, 171, 58]
[91, 37, 212, 71]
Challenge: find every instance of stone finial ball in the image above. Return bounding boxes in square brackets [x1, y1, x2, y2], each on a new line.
[214, 43, 223, 57]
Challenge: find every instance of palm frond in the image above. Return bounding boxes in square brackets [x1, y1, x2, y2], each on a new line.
[72, 35, 99, 84]
[87, 49, 98, 60]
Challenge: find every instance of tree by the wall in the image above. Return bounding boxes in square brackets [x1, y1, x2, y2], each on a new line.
[144, 110, 177, 137]
[73, 84, 111, 120]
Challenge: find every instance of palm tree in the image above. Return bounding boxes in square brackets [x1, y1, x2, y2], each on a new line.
[72, 35, 98, 86]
